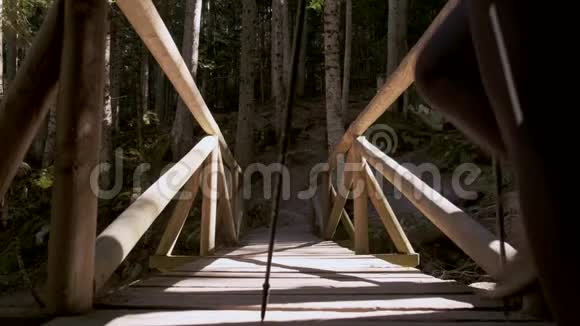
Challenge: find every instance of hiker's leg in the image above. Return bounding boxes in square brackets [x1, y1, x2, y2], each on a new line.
[468, 1, 571, 323]
[415, 0, 506, 158]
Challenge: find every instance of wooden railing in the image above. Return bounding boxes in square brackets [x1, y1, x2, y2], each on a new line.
[94, 0, 243, 292]
[0, 0, 242, 315]
[319, 0, 520, 278]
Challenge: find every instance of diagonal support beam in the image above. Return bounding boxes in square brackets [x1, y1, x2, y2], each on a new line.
[330, 185, 355, 241]
[155, 169, 202, 256]
[324, 150, 356, 239]
[362, 160, 415, 254]
[357, 136, 516, 278]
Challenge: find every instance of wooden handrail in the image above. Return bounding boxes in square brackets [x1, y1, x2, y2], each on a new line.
[327, 0, 459, 171]
[94, 136, 218, 291]
[356, 136, 515, 278]
[115, 0, 239, 172]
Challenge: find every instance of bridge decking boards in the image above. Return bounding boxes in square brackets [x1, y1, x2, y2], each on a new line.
[46, 230, 553, 326]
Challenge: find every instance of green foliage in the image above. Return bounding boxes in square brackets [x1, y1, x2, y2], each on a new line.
[33, 168, 54, 190]
[2, 0, 51, 44]
[308, 0, 324, 12]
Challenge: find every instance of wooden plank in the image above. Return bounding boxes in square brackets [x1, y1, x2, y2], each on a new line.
[98, 289, 503, 311]
[155, 170, 201, 256]
[134, 277, 470, 295]
[46, 0, 107, 315]
[200, 147, 219, 256]
[327, 0, 460, 173]
[0, 0, 64, 199]
[94, 136, 218, 292]
[162, 271, 438, 279]
[357, 137, 516, 279]
[375, 254, 420, 268]
[364, 163, 415, 254]
[115, 0, 238, 171]
[353, 150, 369, 254]
[217, 151, 237, 243]
[45, 310, 550, 326]
[176, 257, 422, 272]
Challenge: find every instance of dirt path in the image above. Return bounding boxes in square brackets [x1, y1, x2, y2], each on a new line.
[247, 98, 329, 242]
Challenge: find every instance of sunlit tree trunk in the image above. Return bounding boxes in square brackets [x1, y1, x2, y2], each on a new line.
[324, 0, 344, 152]
[101, 17, 114, 189]
[154, 0, 168, 125]
[387, 0, 408, 113]
[171, 0, 203, 159]
[341, 0, 352, 120]
[271, 0, 286, 135]
[236, 0, 257, 168]
[296, 8, 308, 97]
[110, 9, 121, 132]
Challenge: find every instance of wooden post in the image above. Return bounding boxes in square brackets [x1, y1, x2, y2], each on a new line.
[46, 0, 107, 315]
[352, 147, 369, 254]
[0, 0, 64, 199]
[320, 171, 331, 233]
[200, 147, 219, 256]
[233, 168, 243, 237]
[217, 151, 237, 243]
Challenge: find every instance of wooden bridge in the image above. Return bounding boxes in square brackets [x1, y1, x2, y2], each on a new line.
[0, 0, 551, 325]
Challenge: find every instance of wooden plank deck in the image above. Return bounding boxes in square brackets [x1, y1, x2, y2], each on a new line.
[46, 228, 553, 326]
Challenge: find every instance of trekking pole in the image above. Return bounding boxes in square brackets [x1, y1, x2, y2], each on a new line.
[260, 0, 307, 323]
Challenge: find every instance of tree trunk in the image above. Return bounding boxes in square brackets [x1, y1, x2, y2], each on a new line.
[259, 8, 266, 103]
[139, 46, 149, 149]
[324, 0, 344, 152]
[30, 118, 48, 164]
[271, 0, 286, 135]
[296, 8, 308, 97]
[155, 0, 168, 125]
[236, 0, 257, 168]
[110, 10, 121, 132]
[0, 0, 4, 94]
[171, 0, 203, 160]
[101, 18, 114, 190]
[341, 0, 352, 121]
[5, 0, 18, 87]
[42, 105, 57, 168]
[281, 0, 291, 86]
[387, 0, 408, 112]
